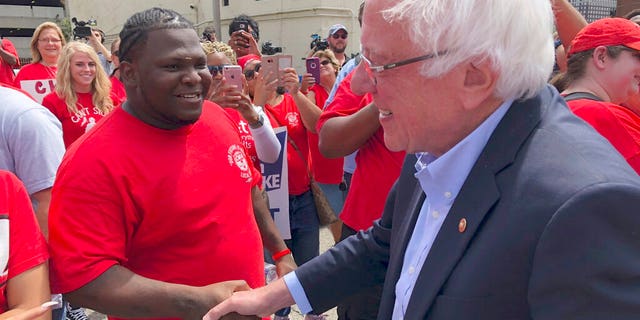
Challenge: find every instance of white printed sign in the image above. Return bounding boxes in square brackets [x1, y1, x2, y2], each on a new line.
[262, 127, 290, 239]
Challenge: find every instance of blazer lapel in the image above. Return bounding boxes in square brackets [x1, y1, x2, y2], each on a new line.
[403, 88, 550, 318]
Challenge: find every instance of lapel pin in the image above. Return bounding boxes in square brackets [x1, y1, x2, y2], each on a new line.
[458, 218, 467, 233]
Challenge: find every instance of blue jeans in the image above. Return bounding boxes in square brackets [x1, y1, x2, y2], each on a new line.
[285, 190, 319, 266]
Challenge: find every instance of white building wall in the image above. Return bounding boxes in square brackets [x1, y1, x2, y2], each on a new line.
[66, 0, 362, 71]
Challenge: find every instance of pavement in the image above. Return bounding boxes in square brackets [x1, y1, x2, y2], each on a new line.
[86, 227, 339, 320]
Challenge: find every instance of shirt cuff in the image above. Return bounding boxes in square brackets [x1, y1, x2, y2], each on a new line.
[283, 271, 313, 314]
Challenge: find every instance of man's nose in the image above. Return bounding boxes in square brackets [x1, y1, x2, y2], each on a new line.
[351, 61, 376, 96]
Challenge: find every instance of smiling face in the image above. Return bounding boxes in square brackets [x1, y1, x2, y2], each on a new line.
[351, 0, 467, 155]
[70, 52, 96, 93]
[602, 48, 640, 104]
[37, 28, 63, 64]
[121, 28, 211, 130]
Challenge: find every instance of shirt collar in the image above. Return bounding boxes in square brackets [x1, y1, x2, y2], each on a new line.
[414, 99, 514, 201]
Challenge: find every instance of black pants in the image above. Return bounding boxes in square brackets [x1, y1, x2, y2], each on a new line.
[336, 224, 382, 320]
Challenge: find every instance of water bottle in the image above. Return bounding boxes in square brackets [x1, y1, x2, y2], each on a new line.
[265, 263, 291, 320]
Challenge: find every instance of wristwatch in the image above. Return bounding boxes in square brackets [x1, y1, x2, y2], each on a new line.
[249, 113, 264, 129]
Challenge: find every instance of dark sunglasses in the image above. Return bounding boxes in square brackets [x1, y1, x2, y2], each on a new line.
[332, 33, 348, 39]
[243, 64, 262, 80]
[208, 64, 228, 76]
[112, 50, 119, 57]
[320, 60, 331, 66]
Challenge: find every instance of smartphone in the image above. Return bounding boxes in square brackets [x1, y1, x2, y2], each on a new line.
[238, 22, 249, 33]
[306, 57, 320, 84]
[263, 54, 293, 87]
[223, 65, 243, 90]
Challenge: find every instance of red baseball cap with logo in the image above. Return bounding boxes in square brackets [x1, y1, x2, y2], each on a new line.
[568, 17, 640, 58]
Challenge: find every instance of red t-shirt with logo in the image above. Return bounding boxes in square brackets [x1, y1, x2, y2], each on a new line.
[49, 102, 264, 319]
[264, 94, 311, 195]
[14, 63, 57, 103]
[308, 84, 343, 184]
[224, 108, 264, 187]
[0, 171, 49, 313]
[0, 39, 19, 87]
[42, 91, 116, 148]
[567, 98, 640, 174]
[317, 73, 405, 231]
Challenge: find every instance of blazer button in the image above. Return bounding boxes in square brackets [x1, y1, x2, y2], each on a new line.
[458, 218, 467, 233]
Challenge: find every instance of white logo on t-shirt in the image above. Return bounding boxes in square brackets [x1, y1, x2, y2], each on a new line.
[227, 144, 252, 181]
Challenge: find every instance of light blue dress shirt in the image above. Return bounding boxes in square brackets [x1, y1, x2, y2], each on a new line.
[285, 99, 513, 317]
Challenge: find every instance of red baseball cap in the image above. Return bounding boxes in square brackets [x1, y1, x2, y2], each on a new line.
[238, 54, 261, 70]
[568, 18, 640, 58]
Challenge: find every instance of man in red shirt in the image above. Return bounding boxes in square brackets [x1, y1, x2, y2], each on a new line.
[48, 8, 293, 320]
[0, 38, 19, 86]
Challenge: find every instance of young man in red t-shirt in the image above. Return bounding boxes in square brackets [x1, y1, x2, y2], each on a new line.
[48, 8, 294, 320]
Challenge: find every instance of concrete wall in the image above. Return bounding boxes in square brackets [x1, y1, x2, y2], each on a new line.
[65, 0, 362, 71]
[0, 4, 65, 57]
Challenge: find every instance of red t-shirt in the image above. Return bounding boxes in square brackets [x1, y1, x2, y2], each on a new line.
[14, 63, 57, 103]
[224, 108, 264, 186]
[264, 94, 311, 195]
[42, 91, 115, 148]
[49, 102, 264, 320]
[0, 171, 49, 313]
[317, 73, 405, 230]
[308, 84, 344, 184]
[0, 39, 19, 87]
[110, 76, 126, 105]
[567, 99, 640, 174]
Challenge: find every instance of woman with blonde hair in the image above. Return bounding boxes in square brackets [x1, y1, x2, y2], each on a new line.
[42, 41, 119, 148]
[14, 22, 66, 102]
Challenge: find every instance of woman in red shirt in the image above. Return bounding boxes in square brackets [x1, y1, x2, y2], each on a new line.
[42, 42, 116, 148]
[14, 22, 66, 103]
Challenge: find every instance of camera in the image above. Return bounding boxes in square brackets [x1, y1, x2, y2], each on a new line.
[261, 41, 282, 55]
[71, 17, 96, 40]
[310, 33, 329, 51]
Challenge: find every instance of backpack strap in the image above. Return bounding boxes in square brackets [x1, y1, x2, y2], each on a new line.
[563, 92, 604, 102]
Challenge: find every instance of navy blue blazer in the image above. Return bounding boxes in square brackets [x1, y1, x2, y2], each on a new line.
[295, 85, 640, 319]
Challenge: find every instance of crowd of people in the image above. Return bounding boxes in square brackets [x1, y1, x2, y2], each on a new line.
[1, 0, 640, 320]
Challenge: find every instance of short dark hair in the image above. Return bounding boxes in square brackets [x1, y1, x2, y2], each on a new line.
[624, 9, 640, 21]
[565, 45, 627, 83]
[228, 14, 259, 41]
[118, 7, 194, 63]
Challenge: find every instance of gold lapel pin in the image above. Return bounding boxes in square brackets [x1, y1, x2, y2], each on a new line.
[458, 218, 467, 233]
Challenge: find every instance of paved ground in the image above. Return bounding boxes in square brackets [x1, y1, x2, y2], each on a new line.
[86, 227, 338, 320]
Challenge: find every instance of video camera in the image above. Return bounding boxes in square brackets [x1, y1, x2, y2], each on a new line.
[261, 41, 282, 55]
[71, 17, 97, 39]
[310, 34, 328, 51]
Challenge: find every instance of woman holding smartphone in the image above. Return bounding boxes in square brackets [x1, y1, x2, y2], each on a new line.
[201, 41, 281, 170]
[42, 42, 117, 148]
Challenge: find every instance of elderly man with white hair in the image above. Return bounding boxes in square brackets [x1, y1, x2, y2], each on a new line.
[205, 0, 640, 319]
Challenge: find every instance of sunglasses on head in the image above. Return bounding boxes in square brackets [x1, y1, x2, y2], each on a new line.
[332, 33, 348, 39]
[244, 64, 262, 80]
[208, 65, 228, 76]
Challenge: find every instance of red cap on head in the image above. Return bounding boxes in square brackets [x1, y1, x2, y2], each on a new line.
[238, 54, 261, 70]
[568, 18, 640, 58]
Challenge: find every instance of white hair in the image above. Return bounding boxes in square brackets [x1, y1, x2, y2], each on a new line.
[383, 0, 555, 100]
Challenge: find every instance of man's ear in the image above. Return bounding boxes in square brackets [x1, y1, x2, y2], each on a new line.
[119, 61, 138, 88]
[459, 59, 497, 111]
[592, 46, 609, 70]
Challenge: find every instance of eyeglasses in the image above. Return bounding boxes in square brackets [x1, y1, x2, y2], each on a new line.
[320, 60, 331, 66]
[244, 64, 261, 80]
[207, 64, 228, 76]
[359, 48, 448, 85]
[332, 33, 348, 39]
[38, 38, 62, 44]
